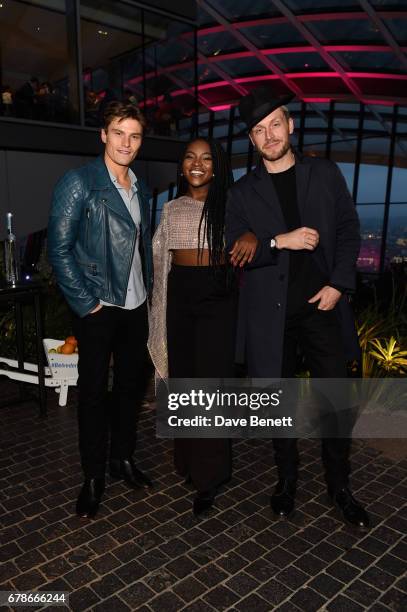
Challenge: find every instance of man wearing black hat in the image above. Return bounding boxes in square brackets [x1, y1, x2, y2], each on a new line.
[225, 85, 369, 529]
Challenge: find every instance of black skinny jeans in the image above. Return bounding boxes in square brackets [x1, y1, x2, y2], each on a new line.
[74, 302, 148, 479]
[167, 265, 238, 492]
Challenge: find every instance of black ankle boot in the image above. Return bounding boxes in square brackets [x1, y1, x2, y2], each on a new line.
[270, 478, 296, 517]
[76, 478, 105, 519]
[329, 486, 370, 529]
[193, 489, 217, 516]
[109, 458, 153, 489]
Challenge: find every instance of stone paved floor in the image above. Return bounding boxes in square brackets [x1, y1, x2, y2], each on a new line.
[0, 383, 406, 612]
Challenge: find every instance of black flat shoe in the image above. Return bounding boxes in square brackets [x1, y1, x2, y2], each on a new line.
[76, 478, 105, 519]
[109, 458, 153, 489]
[270, 478, 296, 518]
[330, 487, 370, 529]
[193, 489, 216, 516]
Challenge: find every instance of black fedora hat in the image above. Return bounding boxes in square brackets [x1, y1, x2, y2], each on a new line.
[238, 84, 295, 131]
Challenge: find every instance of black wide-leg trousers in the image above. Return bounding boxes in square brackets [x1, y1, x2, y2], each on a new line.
[273, 302, 351, 493]
[167, 265, 237, 493]
[74, 302, 148, 479]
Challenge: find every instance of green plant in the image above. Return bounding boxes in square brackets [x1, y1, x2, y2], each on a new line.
[369, 336, 407, 375]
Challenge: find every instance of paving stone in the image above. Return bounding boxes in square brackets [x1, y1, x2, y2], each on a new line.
[309, 572, 343, 598]
[379, 587, 407, 610]
[344, 578, 382, 606]
[148, 590, 185, 612]
[64, 564, 99, 589]
[182, 598, 217, 611]
[264, 546, 296, 568]
[91, 551, 121, 575]
[203, 584, 239, 610]
[361, 566, 396, 591]
[234, 593, 272, 612]
[68, 586, 100, 611]
[289, 586, 327, 611]
[194, 563, 229, 587]
[144, 568, 177, 593]
[326, 560, 361, 583]
[93, 595, 131, 611]
[326, 594, 365, 611]
[294, 552, 328, 576]
[358, 535, 389, 557]
[173, 575, 207, 603]
[91, 573, 125, 599]
[376, 553, 406, 577]
[120, 580, 155, 608]
[225, 570, 260, 596]
[257, 577, 293, 606]
[12, 569, 45, 591]
[342, 547, 376, 569]
[276, 565, 309, 590]
[114, 559, 149, 583]
[166, 554, 199, 579]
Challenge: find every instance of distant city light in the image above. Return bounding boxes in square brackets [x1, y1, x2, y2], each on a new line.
[98, 30, 108, 36]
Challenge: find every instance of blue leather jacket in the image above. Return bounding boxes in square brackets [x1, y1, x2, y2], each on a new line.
[48, 156, 153, 318]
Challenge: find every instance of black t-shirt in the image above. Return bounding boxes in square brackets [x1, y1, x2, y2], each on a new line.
[269, 165, 327, 314]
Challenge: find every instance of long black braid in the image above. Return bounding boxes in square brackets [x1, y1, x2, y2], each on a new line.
[176, 138, 234, 269]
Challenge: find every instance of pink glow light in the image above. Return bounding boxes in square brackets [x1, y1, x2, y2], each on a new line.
[209, 104, 233, 111]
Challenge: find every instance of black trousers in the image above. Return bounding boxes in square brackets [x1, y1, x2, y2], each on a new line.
[273, 302, 351, 492]
[167, 265, 237, 493]
[74, 302, 148, 479]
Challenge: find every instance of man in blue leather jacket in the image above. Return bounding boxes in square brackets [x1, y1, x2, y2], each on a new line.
[48, 101, 153, 518]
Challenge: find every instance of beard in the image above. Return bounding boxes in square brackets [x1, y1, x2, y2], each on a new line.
[259, 140, 291, 162]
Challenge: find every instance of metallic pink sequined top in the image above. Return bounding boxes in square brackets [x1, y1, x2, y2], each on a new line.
[147, 196, 208, 380]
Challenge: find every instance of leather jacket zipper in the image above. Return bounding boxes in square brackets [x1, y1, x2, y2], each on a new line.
[85, 208, 90, 249]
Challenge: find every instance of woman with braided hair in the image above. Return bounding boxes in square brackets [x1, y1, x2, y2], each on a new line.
[148, 138, 237, 515]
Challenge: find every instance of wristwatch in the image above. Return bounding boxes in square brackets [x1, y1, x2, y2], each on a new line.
[270, 237, 277, 249]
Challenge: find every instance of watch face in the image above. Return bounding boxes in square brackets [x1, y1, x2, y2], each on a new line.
[270, 238, 276, 249]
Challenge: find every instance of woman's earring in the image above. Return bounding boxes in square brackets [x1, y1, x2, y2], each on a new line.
[180, 172, 184, 176]
[212, 173, 215, 177]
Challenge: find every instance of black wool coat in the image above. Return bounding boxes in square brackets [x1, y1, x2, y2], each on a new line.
[225, 152, 361, 377]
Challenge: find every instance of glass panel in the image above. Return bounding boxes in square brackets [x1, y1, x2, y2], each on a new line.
[303, 132, 327, 147]
[308, 19, 385, 44]
[275, 52, 330, 72]
[211, 0, 280, 20]
[334, 117, 359, 130]
[371, 0, 407, 8]
[285, 0, 360, 11]
[357, 204, 385, 272]
[199, 31, 244, 56]
[388, 165, 407, 265]
[390, 165, 407, 203]
[241, 23, 305, 48]
[80, 3, 195, 136]
[359, 137, 391, 157]
[386, 202, 407, 268]
[335, 103, 361, 112]
[337, 162, 355, 194]
[304, 116, 328, 128]
[384, 18, 407, 44]
[217, 56, 267, 77]
[81, 1, 142, 126]
[334, 51, 405, 72]
[357, 155, 389, 205]
[331, 140, 356, 169]
[0, 0, 71, 123]
[232, 138, 252, 155]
